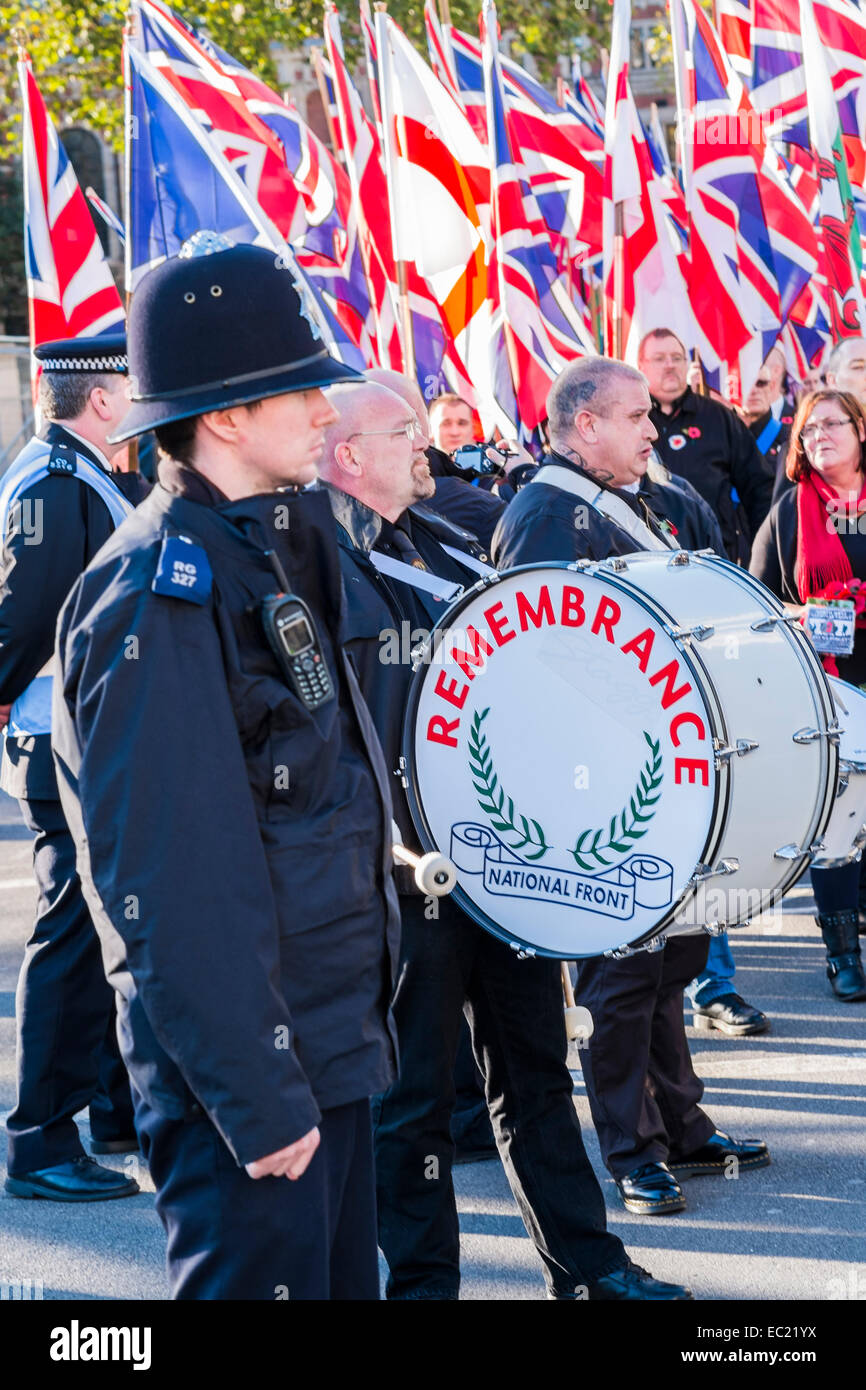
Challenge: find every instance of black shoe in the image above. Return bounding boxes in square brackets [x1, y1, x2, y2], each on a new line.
[817, 911, 866, 1001]
[692, 992, 769, 1036]
[588, 1260, 694, 1301]
[90, 1136, 139, 1155]
[668, 1130, 770, 1179]
[615, 1161, 686, 1214]
[5, 1156, 140, 1202]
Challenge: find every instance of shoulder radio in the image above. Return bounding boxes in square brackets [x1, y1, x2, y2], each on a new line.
[260, 550, 335, 711]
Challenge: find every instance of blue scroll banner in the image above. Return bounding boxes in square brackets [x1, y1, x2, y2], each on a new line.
[449, 822, 674, 922]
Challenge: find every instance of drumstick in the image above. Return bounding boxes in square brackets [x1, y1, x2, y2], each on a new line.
[561, 962, 576, 1008]
[561, 963, 594, 1043]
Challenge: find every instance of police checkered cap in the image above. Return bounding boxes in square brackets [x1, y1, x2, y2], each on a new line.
[33, 333, 127, 375]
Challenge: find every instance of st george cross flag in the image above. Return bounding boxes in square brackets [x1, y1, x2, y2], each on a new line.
[18, 54, 124, 370]
[375, 8, 497, 420]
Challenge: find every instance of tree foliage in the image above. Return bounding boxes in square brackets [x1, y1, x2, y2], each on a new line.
[0, 0, 608, 153]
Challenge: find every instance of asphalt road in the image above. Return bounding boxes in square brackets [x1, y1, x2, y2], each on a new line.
[1, 789, 864, 1302]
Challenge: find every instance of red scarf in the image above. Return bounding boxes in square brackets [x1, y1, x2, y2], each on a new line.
[795, 469, 866, 602]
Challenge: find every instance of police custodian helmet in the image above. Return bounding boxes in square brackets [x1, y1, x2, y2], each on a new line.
[109, 233, 362, 444]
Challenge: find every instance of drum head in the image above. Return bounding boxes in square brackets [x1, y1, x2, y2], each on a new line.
[403, 563, 722, 957]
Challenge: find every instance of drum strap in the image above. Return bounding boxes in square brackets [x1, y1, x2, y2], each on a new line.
[368, 548, 463, 601]
[440, 544, 497, 577]
[531, 464, 677, 552]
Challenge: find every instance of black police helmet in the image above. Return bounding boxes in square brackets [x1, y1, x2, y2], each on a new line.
[110, 234, 361, 443]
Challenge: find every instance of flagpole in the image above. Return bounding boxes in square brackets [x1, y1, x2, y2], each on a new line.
[437, 0, 452, 24]
[122, 9, 139, 471]
[374, 2, 416, 379]
[310, 46, 339, 158]
[612, 200, 625, 360]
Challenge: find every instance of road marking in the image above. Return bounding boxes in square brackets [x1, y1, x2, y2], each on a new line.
[0, 878, 35, 889]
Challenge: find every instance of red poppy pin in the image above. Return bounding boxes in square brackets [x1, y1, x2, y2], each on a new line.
[781, 415, 793, 424]
[686, 426, 701, 439]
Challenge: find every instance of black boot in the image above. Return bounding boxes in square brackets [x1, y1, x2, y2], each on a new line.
[817, 911, 866, 1002]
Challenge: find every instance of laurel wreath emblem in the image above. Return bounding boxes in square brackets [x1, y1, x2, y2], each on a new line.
[468, 708, 550, 860]
[570, 731, 663, 871]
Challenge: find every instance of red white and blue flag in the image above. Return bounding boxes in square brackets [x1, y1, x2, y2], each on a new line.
[481, 0, 595, 431]
[671, 0, 818, 393]
[603, 0, 693, 361]
[18, 53, 124, 366]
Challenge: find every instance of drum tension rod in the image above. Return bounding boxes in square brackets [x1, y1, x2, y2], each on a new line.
[666, 622, 715, 642]
[604, 944, 635, 959]
[509, 942, 537, 960]
[751, 613, 800, 632]
[713, 737, 759, 765]
[689, 858, 740, 884]
[774, 843, 809, 860]
[792, 726, 842, 744]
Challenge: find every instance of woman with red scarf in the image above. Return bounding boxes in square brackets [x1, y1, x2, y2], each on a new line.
[751, 388, 866, 1002]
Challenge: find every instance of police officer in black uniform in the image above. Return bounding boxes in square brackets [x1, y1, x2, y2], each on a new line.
[50, 238, 401, 1299]
[2, 335, 146, 1203]
[316, 378, 692, 1301]
[493, 357, 769, 1219]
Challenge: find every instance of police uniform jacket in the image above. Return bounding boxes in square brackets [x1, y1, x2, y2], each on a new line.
[0, 423, 150, 800]
[322, 483, 485, 875]
[649, 387, 773, 563]
[51, 462, 401, 1167]
[491, 451, 673, 569]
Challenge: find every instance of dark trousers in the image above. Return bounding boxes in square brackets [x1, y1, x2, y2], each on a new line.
[576, 935, 715, 1180]
[811, 859, 864, 917]
[6, 797, 134, 1176]
[372, 894, 626, 1300]
[136, 1095, 380, 1300]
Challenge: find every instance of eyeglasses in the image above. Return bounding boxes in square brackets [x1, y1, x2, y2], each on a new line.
[752, 378, 771, 389]
[645, 355, 687, 367]
[801, 417, 855, 442]
[346, 418, 425, 442]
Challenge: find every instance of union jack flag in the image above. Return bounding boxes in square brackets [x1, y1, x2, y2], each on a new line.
[323, 5, 403, 371]
[124, 27, 366, 366]
[800, 0, 866, 337]
[604, 0, 693, 362]
[130, 0, 370, 360]
[670, 0, 818, 393]
[715, 0, 753, 80]
[18, 54, 124, 369]
[431, 20, 604, 269]
[481, 0, 595, 432]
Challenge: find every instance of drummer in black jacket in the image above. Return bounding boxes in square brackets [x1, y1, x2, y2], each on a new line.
[638, 329, 773, 564]
[492, 356, 769, 1218]
[316, 377, 691, 1302]
[50, 240, 401, 1300]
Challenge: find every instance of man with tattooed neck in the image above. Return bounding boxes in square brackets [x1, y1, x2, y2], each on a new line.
[491, 358, 674, 569]
[492, 355, 770, 1220]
